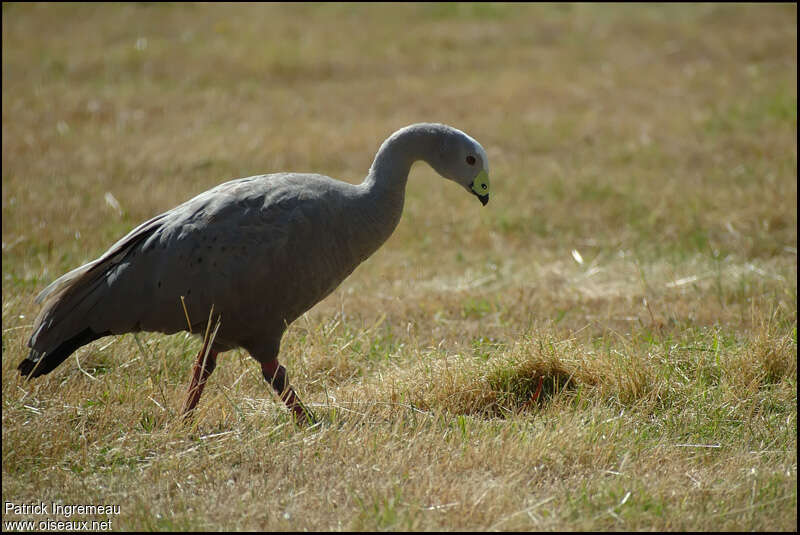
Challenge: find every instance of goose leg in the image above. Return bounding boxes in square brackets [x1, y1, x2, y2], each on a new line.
[181, 347, 218, 419]
[261, 360, 315, 424]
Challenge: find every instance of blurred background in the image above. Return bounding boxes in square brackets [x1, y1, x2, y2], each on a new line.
[4, 3, 795, 262]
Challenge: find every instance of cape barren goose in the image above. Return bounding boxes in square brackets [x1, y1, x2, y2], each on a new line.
[18, 123, 491, 423]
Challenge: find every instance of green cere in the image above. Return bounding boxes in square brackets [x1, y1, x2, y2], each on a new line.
[471, 170, 490, 196]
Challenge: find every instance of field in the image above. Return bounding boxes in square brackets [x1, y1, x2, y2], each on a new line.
[2, 3, 796, 531]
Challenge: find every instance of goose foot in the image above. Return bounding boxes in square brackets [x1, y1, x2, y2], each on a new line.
[181, 346, 219, 420]
[261, 360, 316, 425]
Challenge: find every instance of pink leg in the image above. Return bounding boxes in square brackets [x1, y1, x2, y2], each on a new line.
[181, 347, 219, 419]
[261, 360, 315, 424]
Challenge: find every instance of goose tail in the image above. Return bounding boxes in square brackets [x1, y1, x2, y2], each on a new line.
[20, 211, 168, 379]
[18, 328, 109, 378]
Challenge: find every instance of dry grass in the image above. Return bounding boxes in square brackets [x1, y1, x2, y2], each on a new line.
[2, 3, 796, 531]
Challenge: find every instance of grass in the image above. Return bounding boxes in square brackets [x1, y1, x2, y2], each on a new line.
[2, 2, 796, 531]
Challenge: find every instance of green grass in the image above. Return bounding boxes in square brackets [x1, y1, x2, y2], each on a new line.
[2, 2, 797, 531]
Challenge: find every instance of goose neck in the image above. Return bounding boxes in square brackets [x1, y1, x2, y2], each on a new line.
[364, 125, 440, 197]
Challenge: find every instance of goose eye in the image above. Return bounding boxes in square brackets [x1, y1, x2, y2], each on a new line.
[466, 155, 476, 165]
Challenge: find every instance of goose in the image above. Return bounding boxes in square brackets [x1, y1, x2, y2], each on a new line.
[18, 123, 491, 423]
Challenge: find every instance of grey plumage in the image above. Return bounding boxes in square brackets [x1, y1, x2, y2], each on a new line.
[19, 123, 491, 420]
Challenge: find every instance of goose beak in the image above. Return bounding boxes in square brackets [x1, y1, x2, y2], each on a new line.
[470, 170, 490, 206]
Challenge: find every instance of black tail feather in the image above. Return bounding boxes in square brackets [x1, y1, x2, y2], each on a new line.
[18, 328, 109, 379]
